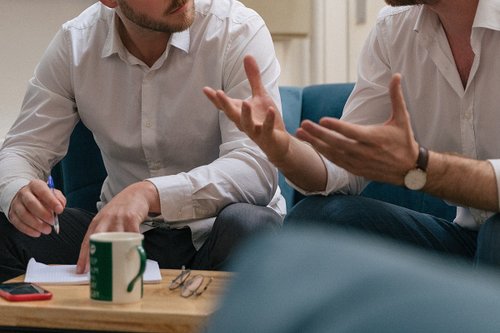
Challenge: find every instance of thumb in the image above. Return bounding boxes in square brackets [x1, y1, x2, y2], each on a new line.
[389, 73, 410, 126]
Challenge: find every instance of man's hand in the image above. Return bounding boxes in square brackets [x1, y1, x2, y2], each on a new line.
[296, 74, 419, 185]
[76, 180, 159, 274]
[8, 179, 66, 237]
[203, 55, 291, 165]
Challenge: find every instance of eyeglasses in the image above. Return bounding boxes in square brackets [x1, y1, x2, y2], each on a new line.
[142, 218, 171, 229]
[169, 266, 213, 298]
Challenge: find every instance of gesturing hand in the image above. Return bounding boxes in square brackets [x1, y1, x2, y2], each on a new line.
[296, 74, 419, 185]
[203, 55, 291, 164]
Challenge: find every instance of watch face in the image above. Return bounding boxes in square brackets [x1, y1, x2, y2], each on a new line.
[404, 169, 427, 190]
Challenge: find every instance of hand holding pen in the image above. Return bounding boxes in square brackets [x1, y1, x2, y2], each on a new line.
[47, 175, 60, 234]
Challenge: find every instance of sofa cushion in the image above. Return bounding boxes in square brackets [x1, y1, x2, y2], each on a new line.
[301, 83, 355, 122]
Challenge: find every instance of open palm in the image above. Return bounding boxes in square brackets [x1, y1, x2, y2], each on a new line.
[203, 55, 291, 163]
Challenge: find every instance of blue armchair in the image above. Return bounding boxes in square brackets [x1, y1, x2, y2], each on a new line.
[52, 84, 455, 220]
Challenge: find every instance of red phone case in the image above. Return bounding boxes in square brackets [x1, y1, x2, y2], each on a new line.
[0, 283, 52, 302]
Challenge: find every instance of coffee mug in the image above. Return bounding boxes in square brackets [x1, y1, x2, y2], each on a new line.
[89, 232, 146, 303]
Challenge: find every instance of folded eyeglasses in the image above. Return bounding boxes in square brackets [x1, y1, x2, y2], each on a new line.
[169, 266, 213, 298]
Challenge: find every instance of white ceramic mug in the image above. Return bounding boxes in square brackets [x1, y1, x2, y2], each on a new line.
[89, 232, 146, 304]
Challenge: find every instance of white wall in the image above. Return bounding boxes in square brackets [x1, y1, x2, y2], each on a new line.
[245, 0, 384, 85]
[241, 0, 311, 86]
[313, 0, 385, 84]
[0, 0, 96, 141]
[347, 0, 386, 81]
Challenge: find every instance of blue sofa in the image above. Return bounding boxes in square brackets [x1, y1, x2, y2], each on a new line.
[52, 84, 456, 220]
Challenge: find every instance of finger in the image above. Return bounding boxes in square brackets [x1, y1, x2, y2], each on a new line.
[299, 120, 362, 157]
[389, 73, 409, 125]
[29, 180, 64, 216]
[16, 188, 56, 228]
[54, 189, 67, 214]
[76, 234, 90, 274]
[203, 87, 224, 110]
[296, 128, 333, 155]
[262, 107, 276, 135]
[301, 120, 356, 146]
[244, 55, 266, 97]
[240, 100, 258, 135]
[8, 210, 44, 237]
[216, 90, 243, 124]
[13, 222, 41, 237]
[318, 117, 370, 143]
[9, 203, 51, 236]
[296, 127, 358, 171]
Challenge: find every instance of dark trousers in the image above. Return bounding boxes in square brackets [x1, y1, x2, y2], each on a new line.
[0, 203, 282, 282]
[286, 195, 500, 267]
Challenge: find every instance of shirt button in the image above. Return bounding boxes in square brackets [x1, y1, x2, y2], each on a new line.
[145, 120, 152, 128]
[464, 112, 472, 120]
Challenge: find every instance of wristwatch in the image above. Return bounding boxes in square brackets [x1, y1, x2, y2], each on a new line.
[404, 146, 429, 190]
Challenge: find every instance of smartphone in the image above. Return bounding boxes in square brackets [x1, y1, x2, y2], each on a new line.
[0, 282, 52, 302]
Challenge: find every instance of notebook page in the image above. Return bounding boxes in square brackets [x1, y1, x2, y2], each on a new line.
[24, 258, 162, 285]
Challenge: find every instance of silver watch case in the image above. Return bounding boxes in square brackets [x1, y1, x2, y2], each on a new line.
[404, 168, 427, 190]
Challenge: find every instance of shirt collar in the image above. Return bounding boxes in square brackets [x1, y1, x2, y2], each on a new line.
[473, 0, 500, 31]
[171, 29, 190, 53]
[413, 5, 441, 35]
[413, 0, 500, 34]
[101, 12, 191, 60]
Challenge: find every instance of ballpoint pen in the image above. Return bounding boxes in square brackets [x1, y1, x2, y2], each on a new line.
[47, 175, 60, 234]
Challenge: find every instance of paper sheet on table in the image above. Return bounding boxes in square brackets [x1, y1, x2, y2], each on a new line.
[24, 258, 162, 284]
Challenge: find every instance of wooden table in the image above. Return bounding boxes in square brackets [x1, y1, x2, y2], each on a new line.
[0, 269, 231, 333]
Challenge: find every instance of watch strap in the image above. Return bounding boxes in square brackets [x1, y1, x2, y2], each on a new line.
[416, 146, 429, 171]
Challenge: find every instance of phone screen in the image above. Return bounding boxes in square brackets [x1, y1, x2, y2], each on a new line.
[0, 282, 48, 294]
[0, 282, 52, 301]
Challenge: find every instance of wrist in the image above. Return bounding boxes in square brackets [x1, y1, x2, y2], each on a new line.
[403, 145, 429, 190]
[267, 136, 294, 169]
[136, 181, 161, 214]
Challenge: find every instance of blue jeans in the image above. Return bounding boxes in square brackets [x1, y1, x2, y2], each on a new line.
[286, 195, 500, 267]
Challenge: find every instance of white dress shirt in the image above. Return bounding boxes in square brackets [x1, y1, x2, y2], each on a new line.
[0, 0, 285, 249]
[295, 0, 500, 230]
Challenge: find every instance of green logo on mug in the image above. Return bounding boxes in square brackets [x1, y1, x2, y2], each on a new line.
[89, 232, 146, 303]
[90, 241, 113, 301]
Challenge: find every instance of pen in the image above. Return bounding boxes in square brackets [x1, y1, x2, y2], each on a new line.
[47, 175, 60, 234]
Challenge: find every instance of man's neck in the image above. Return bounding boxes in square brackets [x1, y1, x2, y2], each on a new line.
[427, 0, 478, 39]
[117, 14, 171, 68]
[427, 0, 479, 87]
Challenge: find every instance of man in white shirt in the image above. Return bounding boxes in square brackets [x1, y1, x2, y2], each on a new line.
[205, 0, 500, 266]
[0, 0, 284, 281]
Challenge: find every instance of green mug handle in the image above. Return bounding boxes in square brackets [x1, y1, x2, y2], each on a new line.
[127, 245, 146, 293]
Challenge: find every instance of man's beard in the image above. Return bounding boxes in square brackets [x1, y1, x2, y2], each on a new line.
[118, 0, 195, 33]
[385, 0, 439, 5]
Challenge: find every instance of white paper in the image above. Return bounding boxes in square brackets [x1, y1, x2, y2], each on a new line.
[24, 258, 162, 285]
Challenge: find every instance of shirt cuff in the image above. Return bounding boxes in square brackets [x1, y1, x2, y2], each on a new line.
[146, 174, 195, 221]
[488, 159, 500, 210]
